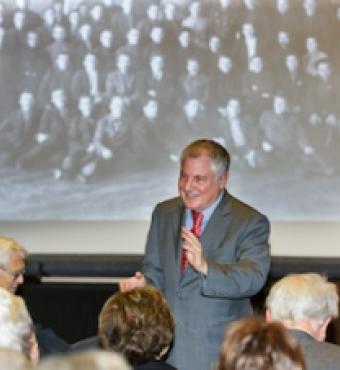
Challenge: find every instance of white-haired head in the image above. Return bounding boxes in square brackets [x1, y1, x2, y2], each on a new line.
[266, 273, 338, 325]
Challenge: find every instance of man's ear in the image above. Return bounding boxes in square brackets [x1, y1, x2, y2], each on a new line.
[265, 308, 272, 322]
[318, 317, 332, 342]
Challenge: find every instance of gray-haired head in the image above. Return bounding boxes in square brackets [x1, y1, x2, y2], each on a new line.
[266, 273, 339, 325]
[181, 139, 230, 177]
[0, 236, 27, 268]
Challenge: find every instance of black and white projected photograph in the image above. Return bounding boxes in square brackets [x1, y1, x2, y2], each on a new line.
[0, 0, 339, 221]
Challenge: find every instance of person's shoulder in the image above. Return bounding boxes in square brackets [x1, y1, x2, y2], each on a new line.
[70, 336, 100, 353]
[306, 338, 340, 361]
[226, 192, 266, 219]
[320, 340, 340, 357]
[224, 192, 270, 230]
[154, 196, 182, 213]
[291, 329, 340, 360]
[134, 360, 178, 370]
[303, 340, 340, 370]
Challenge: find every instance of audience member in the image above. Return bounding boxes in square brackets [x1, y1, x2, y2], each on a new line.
[0, 235, 26, 293]
[218, 317, 306, 370]
[0, 235, 69, 357]
[266, 273, 340, 370]
[0, 287, 39, 364]
[99, 287, 176, 370]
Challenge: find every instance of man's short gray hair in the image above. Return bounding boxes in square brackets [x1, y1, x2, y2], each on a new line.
[180, 139, 230, 178]
[0, 236, 27, 267]
[266, 273, 338, 324]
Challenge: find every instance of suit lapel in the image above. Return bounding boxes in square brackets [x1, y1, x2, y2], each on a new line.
[179, 191, 233, 287]
[201, 191, 232, 256]
[173, 202, 185, 270]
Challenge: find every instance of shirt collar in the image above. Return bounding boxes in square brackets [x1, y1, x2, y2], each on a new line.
[184, 190, 224, 230]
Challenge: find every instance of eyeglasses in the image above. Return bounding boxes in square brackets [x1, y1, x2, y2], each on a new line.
[0, 266, 25, 280]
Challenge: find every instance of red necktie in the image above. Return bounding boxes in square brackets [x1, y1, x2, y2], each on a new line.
[181, 210, 204, 273]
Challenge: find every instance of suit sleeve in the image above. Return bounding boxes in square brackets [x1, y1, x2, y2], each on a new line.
[142, 207, 166, 292]
[201, 213, 270, 298]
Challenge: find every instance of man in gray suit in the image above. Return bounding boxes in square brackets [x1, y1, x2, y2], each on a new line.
[120, 139, 270, 370]
[266, 273, 340, 370]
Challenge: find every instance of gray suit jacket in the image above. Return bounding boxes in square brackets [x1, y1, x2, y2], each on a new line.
[291, 329, 340, 370]
[143, 191, 270, 370]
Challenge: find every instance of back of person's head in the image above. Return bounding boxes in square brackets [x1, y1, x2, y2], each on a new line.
[98, 286, 174, 366]
[266, 273, 338, 325]
[0, 348, 31, 370]
[0, 287, 36, 360]
[0, 236, 27, 267]
[181, 139, 230, 176]
[36, 350, 131, 370]
[218, 317, 305, 370]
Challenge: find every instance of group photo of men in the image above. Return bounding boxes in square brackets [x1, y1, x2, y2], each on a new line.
[0, 0, 340, 220]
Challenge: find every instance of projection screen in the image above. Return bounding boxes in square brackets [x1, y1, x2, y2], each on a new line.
[0, 0, 339, 229]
